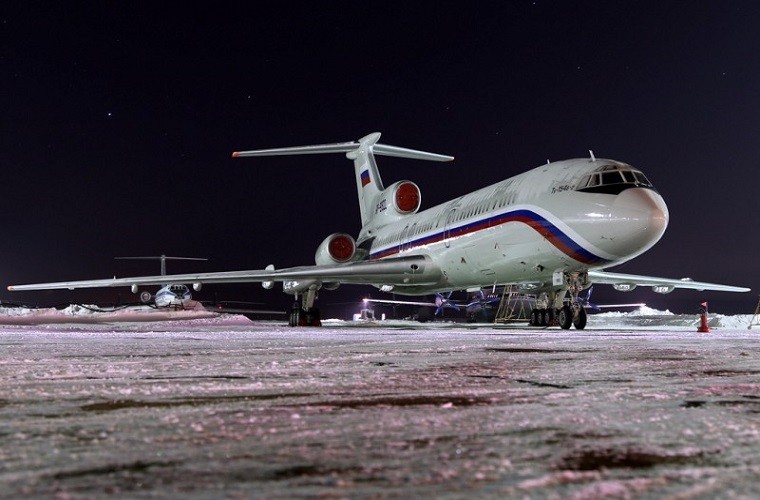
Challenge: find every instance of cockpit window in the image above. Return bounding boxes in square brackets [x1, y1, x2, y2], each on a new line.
[633, 172, 651, 185]
[602, 171, 622, 185]
[576, 163, 654, 194]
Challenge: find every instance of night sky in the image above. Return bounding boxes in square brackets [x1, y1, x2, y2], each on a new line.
[3, 1, 759, 315]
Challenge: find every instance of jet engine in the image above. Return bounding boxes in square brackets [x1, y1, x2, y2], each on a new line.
[314, 233, 357, 292]
[315, 233, 357, 265]
[386, 180, 421, 215]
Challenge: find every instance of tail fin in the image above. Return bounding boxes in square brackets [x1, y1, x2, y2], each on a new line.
[232, 132, 453, 226]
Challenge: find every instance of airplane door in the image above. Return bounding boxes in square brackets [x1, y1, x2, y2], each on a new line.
[404, 222, 418, 251]
[444, 208, 457, 248]
[399, 224, 410, 253]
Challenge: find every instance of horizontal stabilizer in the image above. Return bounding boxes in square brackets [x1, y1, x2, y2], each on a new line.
[371, 143, 453, 162]
[232, 142, 358, 157]
[232, 132, 454, 162]
[115, 256, 208, 261]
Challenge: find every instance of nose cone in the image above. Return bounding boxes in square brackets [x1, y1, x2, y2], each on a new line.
[604, 188, 669, 259]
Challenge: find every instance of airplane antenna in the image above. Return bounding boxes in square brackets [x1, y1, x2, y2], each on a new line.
[589, 150, 596, 162]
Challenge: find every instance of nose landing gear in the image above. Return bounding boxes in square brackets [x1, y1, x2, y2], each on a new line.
[529, 271, 589, 330]
[557, 303, 587, 330]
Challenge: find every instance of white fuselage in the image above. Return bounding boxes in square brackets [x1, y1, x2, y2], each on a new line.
[358, 158, 669, 295]
[154, 284, 192, 307]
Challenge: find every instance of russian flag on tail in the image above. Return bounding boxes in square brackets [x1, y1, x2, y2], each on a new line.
[360, 170, 371, 187]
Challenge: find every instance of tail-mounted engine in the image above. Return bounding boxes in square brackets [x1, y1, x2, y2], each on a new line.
[369, 180, 422, 226]
[386, 180, 421, 216]
[315, 233, 357, 265]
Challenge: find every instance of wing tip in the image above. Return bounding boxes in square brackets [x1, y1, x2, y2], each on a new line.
[231, 151, 240, 158]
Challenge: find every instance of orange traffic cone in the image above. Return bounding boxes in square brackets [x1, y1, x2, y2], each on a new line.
[697, 301, 710, 333]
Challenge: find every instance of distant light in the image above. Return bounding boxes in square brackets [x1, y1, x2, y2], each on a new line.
[362, 298, 368, 303]
[107, 112, 112, 117]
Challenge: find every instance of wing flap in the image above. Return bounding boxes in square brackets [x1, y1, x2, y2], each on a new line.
[588, 270, 750, 293]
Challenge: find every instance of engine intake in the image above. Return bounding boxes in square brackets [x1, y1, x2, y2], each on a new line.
[315, 233, 357, 265]
[390, 180, 421, 215]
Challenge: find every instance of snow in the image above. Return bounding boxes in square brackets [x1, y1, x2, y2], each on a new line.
[599, 305, 674, 317]
[0, 318, 758, 497]
[1, 302, 755, 330]
[0, 300, 248, 326]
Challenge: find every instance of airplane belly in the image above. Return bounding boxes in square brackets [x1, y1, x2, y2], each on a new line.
[437, 223, 562, 289]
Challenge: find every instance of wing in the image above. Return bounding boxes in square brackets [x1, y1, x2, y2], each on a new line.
[588, 270, 750, 294]
[8, 256, 442, 291]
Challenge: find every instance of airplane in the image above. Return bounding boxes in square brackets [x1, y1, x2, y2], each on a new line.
[114, 255, 208, 308]
[8, 132, 750, 328]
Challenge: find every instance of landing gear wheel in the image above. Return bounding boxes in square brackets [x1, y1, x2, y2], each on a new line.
[573, 306, 587, 330]
[291, 308, 321, 327]
[558, 305, 573, 330]
[530, 308, 539, 326]
[288, 304, 301, 327]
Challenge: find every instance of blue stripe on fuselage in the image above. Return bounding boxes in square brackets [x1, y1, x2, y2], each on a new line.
[368, 209, 609, 265]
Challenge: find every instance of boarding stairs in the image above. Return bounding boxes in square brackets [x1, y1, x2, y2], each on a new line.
[749, 296, 760, 330]
[493, 285, 532, 323]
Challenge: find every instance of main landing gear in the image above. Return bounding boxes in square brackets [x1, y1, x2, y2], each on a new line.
[288, 285, 322, 327]
[289, 304, 321, 327]
[528, 271, 588, 330]
[529, 301, 587, 329]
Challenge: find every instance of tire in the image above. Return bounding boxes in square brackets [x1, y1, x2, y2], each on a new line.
[558, 305, 573, 330]
[539, 309, 547, 327]
[289, 308, 300, 327]
[573, 306, 587, 330]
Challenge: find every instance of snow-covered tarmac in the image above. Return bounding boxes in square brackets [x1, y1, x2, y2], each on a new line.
[1, 317, 758, 498]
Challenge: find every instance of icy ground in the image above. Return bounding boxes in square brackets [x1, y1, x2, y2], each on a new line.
[0, 319, 758, 497]
[0, 301, 219, 325]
